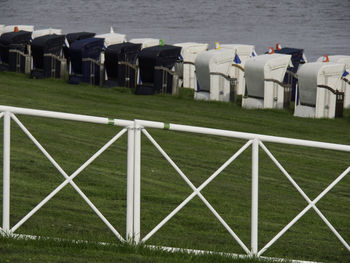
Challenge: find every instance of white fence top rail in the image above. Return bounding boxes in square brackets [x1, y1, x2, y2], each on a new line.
[1, 105, 350, 153]
[0, 105, 133, 127]
[136, 120, 350, 152]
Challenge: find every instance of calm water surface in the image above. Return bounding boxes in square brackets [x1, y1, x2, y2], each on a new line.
[1, 0, 349, 61]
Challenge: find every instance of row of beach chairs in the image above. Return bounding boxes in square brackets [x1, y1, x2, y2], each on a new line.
[0, 24, 349, 119]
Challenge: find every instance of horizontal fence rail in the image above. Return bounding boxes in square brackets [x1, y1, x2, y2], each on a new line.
[0, 105, 349, 263]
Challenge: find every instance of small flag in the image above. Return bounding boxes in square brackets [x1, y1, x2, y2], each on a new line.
[276, 43, 282, 50]
[233, 54, 241, 64]
[342, 70, 349, 77]
[215, 42, 221, 50]
[159, 39, 165, 46]
[322, 55, 329, 62]
[268, 47, 274, 54]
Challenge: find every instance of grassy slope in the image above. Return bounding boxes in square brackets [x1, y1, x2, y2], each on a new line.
[1, 235, 277, 263]
[0, 72, 349, 262]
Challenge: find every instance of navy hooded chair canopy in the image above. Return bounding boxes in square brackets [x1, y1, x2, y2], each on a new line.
[69, 37, 104, 73]
[31, 34, 66, 69]
[0, 31, 32, 64]
[63, 32, 96, 60]
[30, 34, 66, 79]
[66, 32, 96, 45]
[275, 47, 305, 101]
[136, 44, 182, 95]
[104, 42, 142, 88]
[68, 37, 104, 85]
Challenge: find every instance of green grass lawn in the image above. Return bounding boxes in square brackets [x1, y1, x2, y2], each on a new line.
[0, 72, 349, 263]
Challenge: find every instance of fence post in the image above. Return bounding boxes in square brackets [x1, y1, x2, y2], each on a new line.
[2, 112, 11, 233]
[126, 125, 135, 242]
[251, 138, 259, 255]
[133, 121, 141, 243]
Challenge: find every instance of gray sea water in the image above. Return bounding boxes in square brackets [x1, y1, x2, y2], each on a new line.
[0, 0, 349, 61]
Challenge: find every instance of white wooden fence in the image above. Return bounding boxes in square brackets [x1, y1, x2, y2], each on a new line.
[0, 105, 349, 262]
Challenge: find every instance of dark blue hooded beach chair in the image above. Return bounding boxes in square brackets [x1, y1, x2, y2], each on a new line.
[104, 42, 142, 88]
[0, 31, 32, 72]
[31, 34, 66, 79]
[68, 37, 104, 85]
[275, 47, 306, 102]
[63, 32, 96, 60]
[136, 44, 182, 95]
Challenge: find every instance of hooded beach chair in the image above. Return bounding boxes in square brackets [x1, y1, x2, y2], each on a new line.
[68, 37, 104, 85]
[294, 62, 345, 118]
[242, 53, 292, 109]
[174, 42, 208, 90]
[136, 44, 182, 95]
[104, 42, 142, 88]
[195, 48, 236, 101]
[0, 30, 32, 73]
[31, 34, 66, 79]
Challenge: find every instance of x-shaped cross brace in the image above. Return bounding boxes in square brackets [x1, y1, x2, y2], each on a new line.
[258, 141, 350, 256]
[141, 129, 253, 255]
[9, 113, 126, 242]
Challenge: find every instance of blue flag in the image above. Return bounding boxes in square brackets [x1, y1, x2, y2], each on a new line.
[233, 54, 241, 64]
[342, 70, 349, 77]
